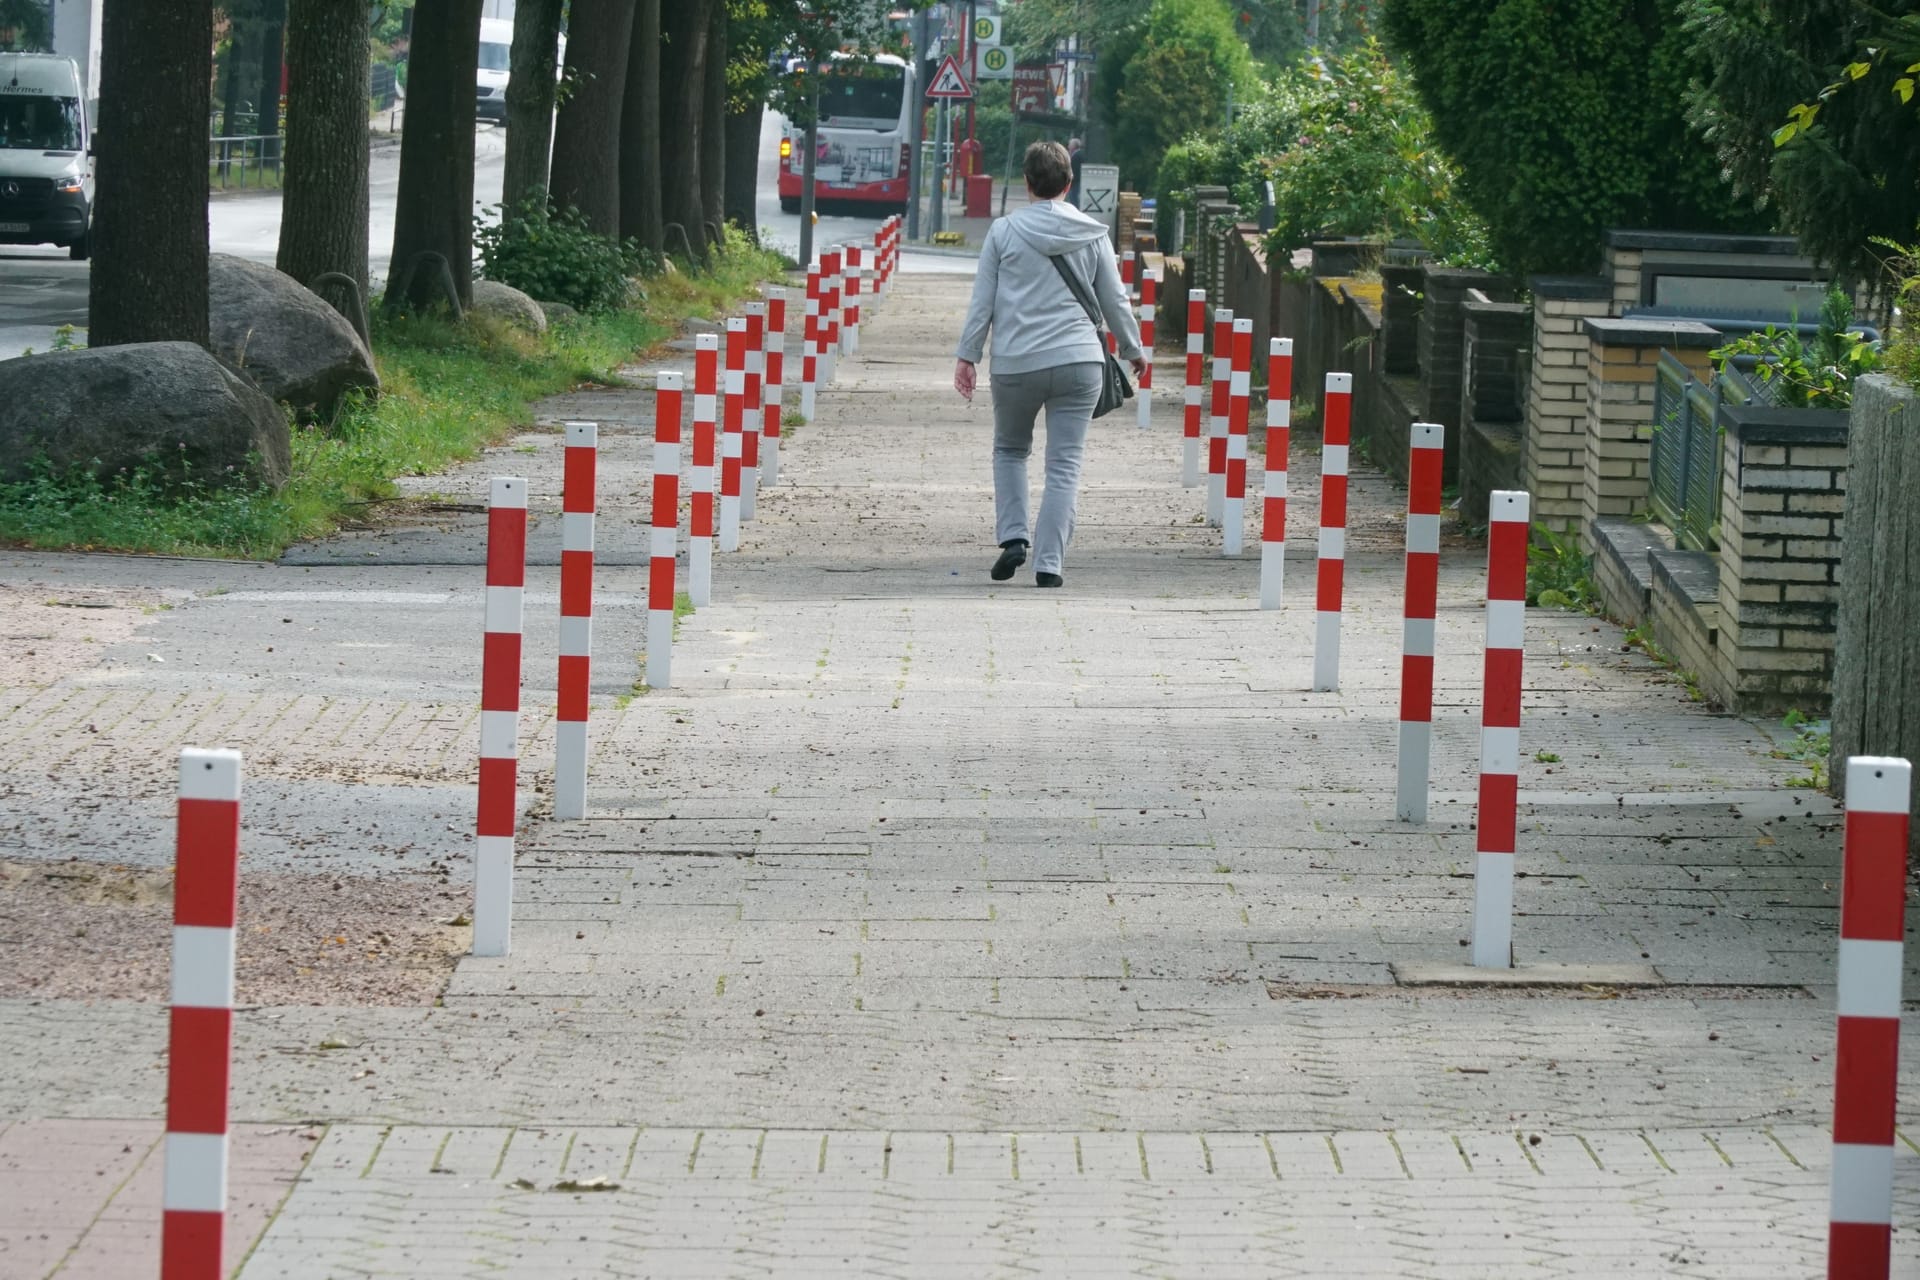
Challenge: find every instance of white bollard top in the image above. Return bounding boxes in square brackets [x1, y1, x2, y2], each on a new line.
[1272, 338, 1292, 355]
[1489, 489, 1531, 523]
[1411, 422, 1444, 448]
[1326, 372, 1353, 393]
[696, 333, 718, 351]
[564, 421, 597, 447]
[179, 748, 242, 801]
[489, 476, 527, 510]
[658, 371, 684, 391]
[1847, 757, 1913, 814]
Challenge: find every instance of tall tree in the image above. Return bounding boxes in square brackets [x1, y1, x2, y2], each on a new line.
[89, 0, 212, 347]
[256, 0, 287, 140]
[618, 0, 665, 253]
[386, 0, 483, 312]
[501, 0, 565, 211]
[548, 0, 635, 235]
[700, 1, 728, 244]
[278, 0, 371, 306]
[1684, 0, 1920, 291]
[660, 0, 713, 255]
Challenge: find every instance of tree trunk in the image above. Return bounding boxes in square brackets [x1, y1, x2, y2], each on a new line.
[699, 1, 726, 247]
[617, 0, 663, 254]
[88, 0, 211, 348]
[256, 0, 286, 139]
[500, 0, 563, 212]
[386, 0, 482, 312]
[547, 0, 633, 236]
[723, 101, 762, 242]
[277, 0, 370, 307]
[659, 0, 710, 255]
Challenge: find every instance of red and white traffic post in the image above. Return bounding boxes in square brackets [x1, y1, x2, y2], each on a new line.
[819, 247, 841, 384]
[1311, 372, 1353, 691]
[1222, 318, 1253, 556]
[1470, 488, 1528, 968]
[161, 746, 241, 1280]
[475, 475, 526, 957]
[1207, 307, 1233, 526]
[690, 333, 718, 607]
[799, 268, 820, 423]
[1396, 422, 1445, 823]
[762, 288, 787, 488]
[1120, 253, 1135, 303]
[1260, 338, 1292, 609]
[1182, 289, 1205, 487]
[554, 423, 596, 822]
[1135, 267, 1157, 429]
[720, 316, 746, 553]
[840, 244, 860, 356]
[647, 373, 683, 690]
[1828, 755, 1911, 1278]
[741, 303, 765, 522]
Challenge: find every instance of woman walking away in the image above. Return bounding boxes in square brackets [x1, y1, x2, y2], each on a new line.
[953, 141, 1145, 588]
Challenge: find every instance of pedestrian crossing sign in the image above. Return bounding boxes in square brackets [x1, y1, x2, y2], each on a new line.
[926, 55, 973, 100]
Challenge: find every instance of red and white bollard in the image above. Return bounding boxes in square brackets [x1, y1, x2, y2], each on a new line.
[1223, 318, 1253, 556]
[690, 334, 718, 607]
[1828, 755, 1911, 1278]
[840, 244, 860, 356]
[1207, 308, 1233, 526]
[1182, 289, 1205, 487]
[1471, 488, 1529, 968]
[647, 373, 683, 691]
[554, 422, 596, 822]
[1396, 422, 1445, 823]
[1135, 267, 1157, 429]
[720, 316, 746, 553]
[162, 746, 241, 1280]
[1120, 253, 1135, 303]
[762, 288, 787, 488]
[1312, 373, 1353, 692]
[475, 475, 526, 957]
[741, 303, 765, 522]
[799, 268, 820, 424]
[819, 247, 841, 385]
[1260, 338, 1292, 610]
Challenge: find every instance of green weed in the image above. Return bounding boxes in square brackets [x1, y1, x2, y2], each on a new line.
[1773, 709, 1831, 789]
[1526, 522, 1594, 611]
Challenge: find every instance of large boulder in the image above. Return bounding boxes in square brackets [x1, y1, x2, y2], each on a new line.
[209, 253, 378, 419]
[0, 343, 291, 489]
[470, 279, 548, 334]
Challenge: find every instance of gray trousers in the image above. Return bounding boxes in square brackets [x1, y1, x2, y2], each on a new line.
[990, 362, 1102, 576]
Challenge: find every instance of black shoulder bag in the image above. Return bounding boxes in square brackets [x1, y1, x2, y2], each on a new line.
[1049, 251, 1134, 419]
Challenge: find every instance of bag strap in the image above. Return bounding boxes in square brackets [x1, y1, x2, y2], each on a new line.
[1049, 251, 1107, 337]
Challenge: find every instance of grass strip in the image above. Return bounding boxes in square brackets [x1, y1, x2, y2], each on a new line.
[0, 242, 783, 560]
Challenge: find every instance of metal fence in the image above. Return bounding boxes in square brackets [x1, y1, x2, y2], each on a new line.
[1651, 351, 1741, 552]
[209, 134, 282, 190]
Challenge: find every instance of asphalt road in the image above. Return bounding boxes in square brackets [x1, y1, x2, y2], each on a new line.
[0, 111, 966, 359]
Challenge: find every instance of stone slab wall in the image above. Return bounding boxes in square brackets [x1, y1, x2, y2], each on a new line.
[1831, 376, 1920, 826]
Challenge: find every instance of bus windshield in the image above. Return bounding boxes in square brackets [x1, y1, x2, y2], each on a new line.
[0, 95, 83, 151]
[820, 63, 904, 126]
[478, 42, 510, 72]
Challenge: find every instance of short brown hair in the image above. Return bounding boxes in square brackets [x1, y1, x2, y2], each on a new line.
[1024, 141, 1072, 199]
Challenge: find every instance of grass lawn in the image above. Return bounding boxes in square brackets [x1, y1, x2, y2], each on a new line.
[0, 242, 785, 560]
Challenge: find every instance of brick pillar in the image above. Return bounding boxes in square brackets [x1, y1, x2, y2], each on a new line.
[1715, 415, 1850, 713]
[1578, 318, 1720, 549]
[1457, 301, 1531, 527]
[1418, 266, 1513, 483]
[1524, 276, 1610, 533]
[1380, 262, 1425, 376]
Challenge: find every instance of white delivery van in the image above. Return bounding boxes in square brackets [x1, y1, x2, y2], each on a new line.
[0, 53, 92, 259]
[476, 18, 512, 122]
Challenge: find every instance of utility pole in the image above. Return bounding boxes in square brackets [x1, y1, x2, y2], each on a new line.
[965, 0, 977, 145]
[906, 7, 928, 241]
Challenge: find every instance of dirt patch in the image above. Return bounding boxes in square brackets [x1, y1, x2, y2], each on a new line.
[0, 580, 168, 688]
[0, 858, 469, 1005]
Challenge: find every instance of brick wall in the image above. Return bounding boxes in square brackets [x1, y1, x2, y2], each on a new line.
[1578, 318, 1720, 549]
[1711, 410, 1850, 713]
[1523, 277, 1611, 534]
[1380, 263, 1424, 377]
[1418, 266, 1514, 483]
[1457, 302, 1531, 526]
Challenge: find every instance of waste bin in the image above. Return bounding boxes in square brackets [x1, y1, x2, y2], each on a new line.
[965, 173, 993, 219]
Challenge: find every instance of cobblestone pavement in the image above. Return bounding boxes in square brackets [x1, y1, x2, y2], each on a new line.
[2, 273, 1916, 1275]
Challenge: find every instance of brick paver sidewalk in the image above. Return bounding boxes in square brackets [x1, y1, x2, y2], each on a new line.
[2, 272, 1915, 1276]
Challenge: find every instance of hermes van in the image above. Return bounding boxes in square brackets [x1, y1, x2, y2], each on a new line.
[0, 53, 91, 259]
[476, 18, 512, 122]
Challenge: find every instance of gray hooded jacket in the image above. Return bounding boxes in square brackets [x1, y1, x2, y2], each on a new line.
[955, 199, 1145, 376]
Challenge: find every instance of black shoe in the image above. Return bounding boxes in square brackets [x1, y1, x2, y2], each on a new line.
[990, 540, 1028, 581]
[1035, 572, 1064, 588]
